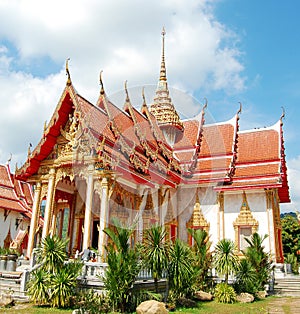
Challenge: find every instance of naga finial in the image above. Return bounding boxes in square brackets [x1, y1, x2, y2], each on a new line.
[142, 87, 146, 106]
[66, 58, 71, 85]
[124, 80, 130, 102]
[99, 70, 105, 95]
[280, 106, 285, 121]
[237, 102, 242, 115]
[203, 97, 208, 110]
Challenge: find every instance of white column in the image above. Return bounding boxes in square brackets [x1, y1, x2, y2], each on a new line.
[98, 176, 109, 260]
[27, 182, 41, 258]
[42, 168, 56, 239]
[82, 164, 94, 250]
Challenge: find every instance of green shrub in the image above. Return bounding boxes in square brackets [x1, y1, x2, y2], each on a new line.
[214, 283, 236, 304]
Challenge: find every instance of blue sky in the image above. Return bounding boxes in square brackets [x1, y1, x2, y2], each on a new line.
[0, 0, 299, 212]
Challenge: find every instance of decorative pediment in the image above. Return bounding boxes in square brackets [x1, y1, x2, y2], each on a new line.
[233, 191, 258, 229]
[186, 193, 209, 231]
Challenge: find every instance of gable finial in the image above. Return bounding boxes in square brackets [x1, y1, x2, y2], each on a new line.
[237, 102, 242, 115]
[100, 70, 105, 95]
[66, 58, 71, 85]
[142, 87, 146, 106]
[280, 106, 285, 121]
[203, 97, 208, 110]
[160, 27, 167, 81]
[124, 80, 130, 102]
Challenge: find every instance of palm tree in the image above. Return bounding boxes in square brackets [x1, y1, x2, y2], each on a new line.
[213, 239, 239, 284]
[168, 239, 195, 297]
[243, 233, 271, 290]
[188, 228, 212, 289]
[235, 258, 257, 293]
[103, 218, 141, 312]
[142, 224, 169, 293]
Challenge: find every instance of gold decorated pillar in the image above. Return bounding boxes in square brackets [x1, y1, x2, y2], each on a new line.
[98, 175, 109, 260]
[82, 164, 95, 250]
[27, 182, 41, 258]
[218, 192, 225, 241]
[42, 168, 56, 239]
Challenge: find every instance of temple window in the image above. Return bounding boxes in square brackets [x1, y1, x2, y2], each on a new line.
[233, 191, 258, 252]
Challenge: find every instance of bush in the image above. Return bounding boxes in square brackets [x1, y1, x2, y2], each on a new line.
[214, 283, 236, 304]
[76, 290, 111, 313]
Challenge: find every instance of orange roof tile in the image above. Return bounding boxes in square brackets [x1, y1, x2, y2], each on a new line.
[237, 129, 279, 163]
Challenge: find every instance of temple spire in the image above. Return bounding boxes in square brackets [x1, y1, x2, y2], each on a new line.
[149, 27, 183, 147]
[160, 27, 167, 82]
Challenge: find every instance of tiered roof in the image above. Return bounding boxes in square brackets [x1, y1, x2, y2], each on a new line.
[0, 164, 33, 218]
[15, 33, 290, 204]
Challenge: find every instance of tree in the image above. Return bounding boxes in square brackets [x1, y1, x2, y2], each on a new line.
[103, 218, 141, 313]
[142, 224, 169, 293]
[168, 239, 195, 297]
[281, 215, 300, 260]
[213, 239, 239, 284]
[188, 228, 212, 290]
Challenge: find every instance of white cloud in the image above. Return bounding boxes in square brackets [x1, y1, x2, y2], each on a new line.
[0, 0, 246, 166]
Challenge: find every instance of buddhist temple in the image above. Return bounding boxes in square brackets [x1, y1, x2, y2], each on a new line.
[0, 163, 33, 253]
[15, 30, 290, 263]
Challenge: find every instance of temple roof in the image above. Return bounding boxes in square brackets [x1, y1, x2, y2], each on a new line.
[15, 35, 290, 203]
[0, 164, 33, 217]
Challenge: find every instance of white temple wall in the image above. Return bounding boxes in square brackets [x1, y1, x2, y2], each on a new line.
[0, 210, 29, 249]
[224, 190, 271, 253]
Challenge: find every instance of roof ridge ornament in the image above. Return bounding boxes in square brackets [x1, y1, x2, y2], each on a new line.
[100, 70, 105, 95]
[124, 80, 130, 103]
[237, 102, 242, 115]
[280, 106, 285, 121]
[66, 58, 71, 86]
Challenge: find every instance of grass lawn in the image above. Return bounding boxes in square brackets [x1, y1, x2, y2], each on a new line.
[0, 296, 293, 314]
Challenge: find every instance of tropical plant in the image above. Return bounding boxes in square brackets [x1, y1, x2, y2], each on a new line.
[35, 235, 68, 273]
[26, 268, 50, 305]
[214, 283, 236, 303]
[285, 253, 298, 274]
[49, 260, 83, 308]
[213, 239, 239, 284]
[142, 224, 169, 293]
[168, 239, 195, 297]
[103, 218, 141, 313]
[188, 228, 212, 290]
[243, 233, 271, 291]
[234, 258, 257, 294]
[27, 235, 82, 308]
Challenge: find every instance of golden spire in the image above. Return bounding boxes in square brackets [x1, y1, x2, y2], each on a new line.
[160, 27, 167, 81]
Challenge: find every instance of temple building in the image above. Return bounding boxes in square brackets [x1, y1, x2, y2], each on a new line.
[0, 164, 33, 254]
[15, 31, 289, 262]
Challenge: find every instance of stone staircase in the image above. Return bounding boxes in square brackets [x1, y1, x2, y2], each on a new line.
[0, 271, 29, 302]
[274, 276, 300, 296]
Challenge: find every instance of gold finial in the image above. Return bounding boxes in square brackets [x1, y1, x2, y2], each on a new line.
[27, 143, 32, 159]
[44, 120, 47, 133]
[280, 106, 285, 121]
[124, 80, 130, 102]
[160, 27, 167, 81]
[203, 98, 208, 110]
[237, 102, 242, 115]
[142, 87, 146, 106]
[100, 70, 105, 95]
[66, 58, 71, 85]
